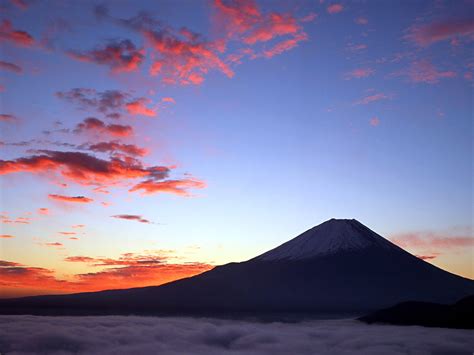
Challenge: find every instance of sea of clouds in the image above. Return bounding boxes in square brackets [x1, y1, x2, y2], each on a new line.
[0, 315, 472, 354]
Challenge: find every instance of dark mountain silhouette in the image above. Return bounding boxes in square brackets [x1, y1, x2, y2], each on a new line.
[359, 295, 474, 329]
[0, 219, 472, 316]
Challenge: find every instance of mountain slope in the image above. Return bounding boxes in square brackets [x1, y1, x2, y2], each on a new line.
[0, 219, 472, 316]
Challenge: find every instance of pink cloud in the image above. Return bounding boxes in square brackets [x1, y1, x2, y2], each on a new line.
[369, 117, 380, 126]
[0, 114, 18, 123]
[407, 60, 456, 84]
[0, 61, 22, 73]
[162, 97, 175, 104]
[354, 92, 390, 105]
[390, 229, 474, 259]
[355, 17, 368, 25]
[327, 4, 343, 14]
[37, 208, 49, 215]
[344, 68, 375, 80]
[48, 194, 93, 203]
[45, 242, 63, 247]
[0, 20, 34, 47]
[407, 17, 474, 47]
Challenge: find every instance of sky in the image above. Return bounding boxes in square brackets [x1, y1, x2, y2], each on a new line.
[0, 0, 472, 298]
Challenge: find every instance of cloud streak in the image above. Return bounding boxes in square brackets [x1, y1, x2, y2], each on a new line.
[0, 61, 22, 73]
[48, 194, 93, 203]
[111, 214, 152, 224]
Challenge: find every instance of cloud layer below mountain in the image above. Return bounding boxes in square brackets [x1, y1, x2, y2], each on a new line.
[0, 315, 472, 354]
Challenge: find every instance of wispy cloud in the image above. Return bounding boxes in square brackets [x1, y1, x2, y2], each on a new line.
[344, 68, 375, 80]
[48, 194, 94, 203]
[68, 39, 144, 73]
[407, 17, 474, 47]
[0, 61, 22, 73]
[111, 214, 152, 224]
[354, 92, 390, 105]
[327, 4, 344, 14]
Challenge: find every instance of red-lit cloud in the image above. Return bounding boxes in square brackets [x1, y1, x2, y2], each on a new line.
[111, 214, 152, 224]
[0, 20, 34, 47]
[407, 17, 474, 47]
[84, 141, 148, 157]
[0, 150, 204, 196]
[74, 117, 133, 137]
[0, 252, 213, 295]
[0, 114, 18, 123]
[0, 235, 14, 239]
[162, 97, 175, 103]
[214, 0, 308, 59]
[143, 27, 233, 85]
[129, 178, 206, 196]
[0, 61, 22, 73]
[59, 232, 76, 236]
[10, 0, 30, 10]
[125, 98, 157, 117]
[344, 68, 375, 80]
[327, 4, 343, 14]
[69, 39, 144, 73]
[48, 194, 94, 203]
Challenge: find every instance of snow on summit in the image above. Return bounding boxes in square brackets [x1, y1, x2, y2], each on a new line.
[255, 219, 395, 261]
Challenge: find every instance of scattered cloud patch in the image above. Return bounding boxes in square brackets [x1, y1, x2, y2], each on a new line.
[327, 4, 343, 14]
[354, 92, 390, 105]
[68, 39, 144, 73]
[407, 17, 474, 47]
[111, 214, 152, 224]
[37, 208, 49, 215]
[0, 20, 34, 47]
[0, 61, 22, 73]
[344, 68, 374, 80]
[48, 194, 93, 203]
[369, 117, 380, 127]
[74, 117, 133, 137]
[0, 114, 18, 123]
[406, 60, 456, 84]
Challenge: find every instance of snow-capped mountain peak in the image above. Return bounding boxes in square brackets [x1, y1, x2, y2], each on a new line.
[255, 218, 395, 261]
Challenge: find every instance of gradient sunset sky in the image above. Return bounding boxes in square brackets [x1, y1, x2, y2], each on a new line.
[0, 0, 473, 297]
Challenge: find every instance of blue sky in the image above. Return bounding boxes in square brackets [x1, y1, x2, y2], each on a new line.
[0, 0, 472, 296]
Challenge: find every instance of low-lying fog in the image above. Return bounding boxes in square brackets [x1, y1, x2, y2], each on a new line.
[0, 315, 472, 354]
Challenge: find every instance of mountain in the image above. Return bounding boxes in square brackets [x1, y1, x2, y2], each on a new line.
[359, 295, 474, 329]
[0, 219, 472, 316]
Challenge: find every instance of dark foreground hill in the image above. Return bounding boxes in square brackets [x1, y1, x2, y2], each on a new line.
[359, 295, 474, 329]
[0, 219, 472, 317]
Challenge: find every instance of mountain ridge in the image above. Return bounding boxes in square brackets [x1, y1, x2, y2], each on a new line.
[0, 218, 472, 316]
